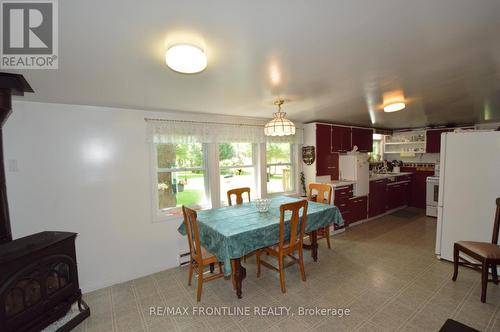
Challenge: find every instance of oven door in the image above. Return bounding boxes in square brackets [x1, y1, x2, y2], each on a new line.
[426, 180, 439, 206]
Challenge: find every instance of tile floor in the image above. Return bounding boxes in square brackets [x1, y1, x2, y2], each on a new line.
[77, 208, 500, 331]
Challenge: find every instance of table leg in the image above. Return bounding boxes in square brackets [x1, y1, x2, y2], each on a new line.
[311, 230, 318, 262]
[232, 258, 247, 299]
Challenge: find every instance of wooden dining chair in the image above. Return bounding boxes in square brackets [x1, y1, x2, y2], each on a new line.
[452, 198, 500, 302]
[182, 206, 224, 302]
[227, 187, 252, 262]
[227, 187, 251, 206]
[256, 199, 308, 293]
[308, 183, 333, 249]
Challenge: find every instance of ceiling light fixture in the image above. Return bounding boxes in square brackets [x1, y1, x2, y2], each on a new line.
[383, 102, 406, 112]
[165, 44, 207, 74]
[264, 99, 296, 136]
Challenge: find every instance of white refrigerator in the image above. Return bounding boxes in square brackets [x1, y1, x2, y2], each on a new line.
[435, 131, 500, 261]
[339, 153, 369, 197]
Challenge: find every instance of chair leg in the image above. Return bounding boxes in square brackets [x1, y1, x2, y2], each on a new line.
[188, 261, 194, 286]
[209, 263, 214, 273]
[278, 255, 286, 293]
[298, 247, 306, 282]
[452, 245, 459, 281]
[196, 266, 204, 302]
[325, 227, 331, 249]
[481, 261, 488, 303]
[256, 250, 261, 278]
[492, 264, 498, 285]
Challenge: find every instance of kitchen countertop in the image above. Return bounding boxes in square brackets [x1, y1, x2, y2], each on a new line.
[330, 180, 356, 187]
[369, 172, 413, 181]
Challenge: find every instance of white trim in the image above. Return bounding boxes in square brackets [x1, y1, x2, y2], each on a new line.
[307, 121, 374, 130]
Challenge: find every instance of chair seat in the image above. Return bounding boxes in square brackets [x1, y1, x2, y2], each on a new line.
[457, 241, 500, 260]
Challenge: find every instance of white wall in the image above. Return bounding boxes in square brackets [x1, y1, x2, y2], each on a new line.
[3, 101, 274, 293]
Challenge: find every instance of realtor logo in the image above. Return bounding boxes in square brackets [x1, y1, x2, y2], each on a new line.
[1, 0, 58, 69]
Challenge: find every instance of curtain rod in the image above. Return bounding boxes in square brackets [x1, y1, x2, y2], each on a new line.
[144, 117, 266, 128]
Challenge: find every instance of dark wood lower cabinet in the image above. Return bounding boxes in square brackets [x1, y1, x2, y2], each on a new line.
[349, 196, 368, 223]
[387, 181, 411, 210]
[334, 197, 350, 229]
[369, 179, 387, 218]
[336, 178, 412, 229]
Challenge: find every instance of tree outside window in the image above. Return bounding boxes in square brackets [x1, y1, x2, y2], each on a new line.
[156, 143, 208, 217]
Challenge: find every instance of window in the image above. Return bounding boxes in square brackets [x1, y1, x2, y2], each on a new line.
[266, 143, 294, 193]
[368, 134, 383, 162]
[156, 143, 209, 218]
[219, 143, 257, 204]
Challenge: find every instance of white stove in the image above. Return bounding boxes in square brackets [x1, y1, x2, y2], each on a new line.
[426, 176, 439, 217]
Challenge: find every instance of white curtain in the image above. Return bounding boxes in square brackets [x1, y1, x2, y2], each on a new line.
[146, 119, 303, 144]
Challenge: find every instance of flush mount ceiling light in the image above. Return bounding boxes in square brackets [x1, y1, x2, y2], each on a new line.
[165, 44, 207, 74]
[383, 102, 406, 112]
[383, 90, 406, 113]
[264, 99, 296, 136]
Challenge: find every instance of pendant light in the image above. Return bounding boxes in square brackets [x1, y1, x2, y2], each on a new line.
[264, 99, 296, 136]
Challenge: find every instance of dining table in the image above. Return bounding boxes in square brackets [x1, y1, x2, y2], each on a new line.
[177, 195, 344, 298]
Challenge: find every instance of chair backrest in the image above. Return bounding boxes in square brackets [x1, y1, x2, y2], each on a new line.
[492, 198, 500, 245]
[182, 206, 202, 263]
[227, 187, 251, 206]
[308, 183, 332, 205]
[278, 199, 308, 252]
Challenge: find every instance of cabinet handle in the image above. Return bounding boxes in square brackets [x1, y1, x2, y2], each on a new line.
[328, 166, 336, 169]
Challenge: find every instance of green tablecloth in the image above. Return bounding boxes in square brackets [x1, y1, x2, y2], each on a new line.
[177, 195, 344, 276]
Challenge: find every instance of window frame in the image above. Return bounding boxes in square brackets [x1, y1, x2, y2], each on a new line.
[151, 142, 210, 222]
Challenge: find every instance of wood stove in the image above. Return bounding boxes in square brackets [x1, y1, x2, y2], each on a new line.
[0, 232, 90, 332]
[0, 73, 90, 331]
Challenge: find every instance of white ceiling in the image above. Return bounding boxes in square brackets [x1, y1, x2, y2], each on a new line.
[8, 0, 500, 128]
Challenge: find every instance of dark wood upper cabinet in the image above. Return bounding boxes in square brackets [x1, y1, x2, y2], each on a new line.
[426, 129, 452, 153]
[331, 125, 351, 152]
[316, 153, 339, 179]
[315, 124, 339, 180]
[352, 127, 374, 152]
[316, 124, 331, 155]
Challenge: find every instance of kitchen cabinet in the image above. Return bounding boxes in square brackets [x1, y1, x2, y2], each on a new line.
[351, 128, 374, 152]
[386, 183, 400, 210]
[426, 129, 452, 153]
[349, 196, 368, 223]
[401, 181, 411, 206]
[333, 185, 367, 226]
[368, 178, 387, 218]
[331, 125, 352, 152]
[315, 124, 339, 180]
[305, 122, 374, 184]
[333, 185, 353, 229]
[334, 185, 354, 201]
[401, 166, 434, 209]
[387, 180, 411, 210]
